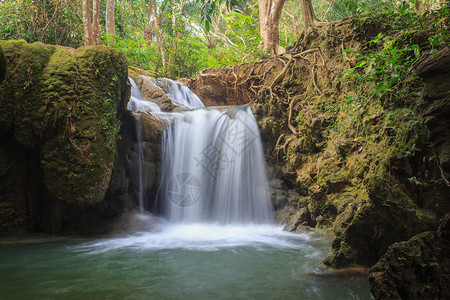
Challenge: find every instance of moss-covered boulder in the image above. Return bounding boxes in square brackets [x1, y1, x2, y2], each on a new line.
[0, 40, 129, 234]
[39, 46, 128, 205]
[323, 180, 438, 267]
[369, 213, 450, 299]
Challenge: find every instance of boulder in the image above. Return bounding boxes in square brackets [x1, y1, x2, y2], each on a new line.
[369, 213, 450, 299]
[0, 40, 129, 234]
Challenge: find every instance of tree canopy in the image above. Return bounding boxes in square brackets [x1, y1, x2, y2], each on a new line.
[0, 0, 447, 77]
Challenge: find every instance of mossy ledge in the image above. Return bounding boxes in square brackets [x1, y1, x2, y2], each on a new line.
[0, 40, 131, 234]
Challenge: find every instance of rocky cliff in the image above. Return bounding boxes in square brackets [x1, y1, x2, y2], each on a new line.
[417, 46, 450, 185]
[367, 46, 450, 300]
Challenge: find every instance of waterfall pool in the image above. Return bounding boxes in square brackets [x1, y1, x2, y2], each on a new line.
[0, 218, 372, 299]
[0, 78, 372, 299]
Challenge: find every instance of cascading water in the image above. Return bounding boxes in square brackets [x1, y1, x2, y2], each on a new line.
[156, 78, 205, 108]
[128, 76, 273, 224]
[128, 77, 161, 113]
[158, 107, 273, 223]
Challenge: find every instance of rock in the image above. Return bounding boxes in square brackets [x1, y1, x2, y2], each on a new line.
[324, 182, 439, 268]
[135, 75, 176, 111]
[0, 40, 129, 234]
[128, 66, 158, 83]
[335, 137, 356, 158]
[417, 46, 450, 183]
[277, 206, 313, 231]
[270, 178, 289, 210]
[369, 213, 450, 299]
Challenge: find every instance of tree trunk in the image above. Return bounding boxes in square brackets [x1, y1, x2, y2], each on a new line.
[258, 0, 286, 55]
[106, 0, 115, 44]
[300, 0, 320, 29]
[92, 0, 100, 45]
[82, 0, 92, 45]
[150, 0, 166, 73]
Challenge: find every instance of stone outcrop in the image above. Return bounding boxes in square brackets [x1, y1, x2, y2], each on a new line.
[369, 213, 450, 299]
[417, 46, 450, 185]
[367, 46, 450, 300]
[0, 40, 132, 234]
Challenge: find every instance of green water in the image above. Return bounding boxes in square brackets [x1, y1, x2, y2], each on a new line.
[0, 223, 372, 299]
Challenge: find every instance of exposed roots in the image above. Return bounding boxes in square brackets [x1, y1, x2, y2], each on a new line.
[272, 134, 296, 161]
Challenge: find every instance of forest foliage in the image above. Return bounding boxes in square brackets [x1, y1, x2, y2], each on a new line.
[0, 0, 447, 78]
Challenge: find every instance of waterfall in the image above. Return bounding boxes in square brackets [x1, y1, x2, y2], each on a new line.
[156, 78, 205, 109]
[128, 76, 273, 224]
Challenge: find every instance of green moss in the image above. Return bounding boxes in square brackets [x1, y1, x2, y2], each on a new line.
[252, 11, 449, 268]
[39, 45, 128, 205]
[0, 45, 5, 84]
[0, 40, 128, 211]
[0, 41, 55, 148]
[0, 144, 28, 235]
[128, 66, 158, 83]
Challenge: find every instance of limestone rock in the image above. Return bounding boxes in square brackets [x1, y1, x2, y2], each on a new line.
[369, 213, 450, 299]
[417, 46, 450, 183]
[324, 182, 439, 268]
[0, 40, 129, 234]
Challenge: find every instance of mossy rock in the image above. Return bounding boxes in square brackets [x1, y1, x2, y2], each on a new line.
[39, 45, 128, 205]
[369, 213, 450, 299]
[0, 40, 129, 216]
[0, 40, 56, 147]
[323, 180, 439, 268]
[128, 66, 158, 83]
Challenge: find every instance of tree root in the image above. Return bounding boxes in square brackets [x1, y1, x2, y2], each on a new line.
[271, 54, 293, 89]
[436, 158, 450, 186]
[272, 134, 296, 161]
[311, 64, 323, 96]
[287, 95, 299, 135]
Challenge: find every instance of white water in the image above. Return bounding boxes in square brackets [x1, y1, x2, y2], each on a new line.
[75, 220, 314, 253]
[128, 76, 273, 225]
[127, 77, 161, 113]
[124, 77, 292, 256]
[157, 107, 273, 223]
[157, 77, 205, 108]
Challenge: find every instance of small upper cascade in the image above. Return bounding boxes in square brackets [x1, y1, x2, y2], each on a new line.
[128, 76, 204, 112]
[128, 77, 161, 113]
[157, 78, 205, 109]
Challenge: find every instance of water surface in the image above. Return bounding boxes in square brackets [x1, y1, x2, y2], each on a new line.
[0, 221, 372, 299]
